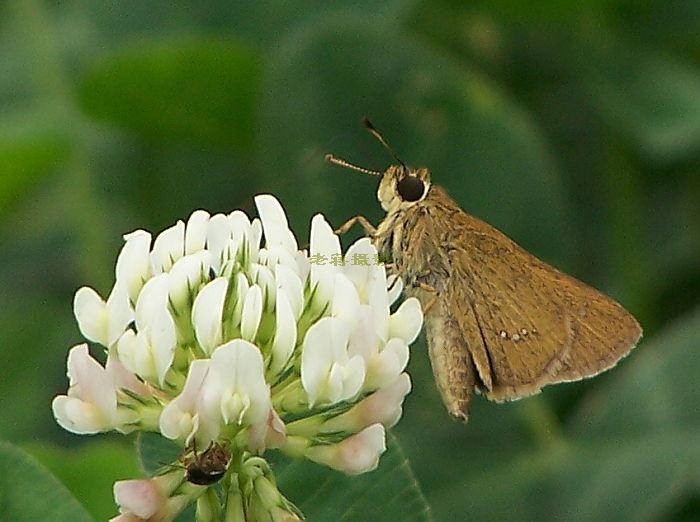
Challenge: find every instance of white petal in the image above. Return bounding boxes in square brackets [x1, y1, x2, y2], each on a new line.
[309, 214, 341, 305]
[341, 355, 366, 402]
[206, 213, 232, 259]
[310, 214, 341, 257]
[159, 359, 209, 440]
[105, 283, 134, 346]
[191, 277, 228, 355]
[331, 273, 361, 327]
[275, 265, 304, 320]
[150, 308, 177, 385]
[185, 210, 210, 254]
[269, 288, 297, 375]
[167, 251, 213, 311]
[73, 287, 108, 345]
[342, 238, 378, 299]
[229, 210, 260, 261]
[115, 230, 152, 303]
[301, 317, 353, 406]
[248, 217, 263, 254]
[366, 338, 409, 390]
[386, 274, 404, 305]
[255, 194, 297, 252]
[134, 274, 170, 330]
[204, 340, 270, 427]
[368, 268, 390, 341]
[251, 263, 276, 310]
[240, 284, 263, 342]
[389, 297, 423, 344]
[115, 330, 140, 377]
[151, 220, 185, 274]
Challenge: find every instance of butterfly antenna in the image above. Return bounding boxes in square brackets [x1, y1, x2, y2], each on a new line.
[325, 154, 382, 176]
[362, 117, 406, 168]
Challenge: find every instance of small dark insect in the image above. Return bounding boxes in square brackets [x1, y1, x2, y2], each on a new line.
[183, 441, 231, 486]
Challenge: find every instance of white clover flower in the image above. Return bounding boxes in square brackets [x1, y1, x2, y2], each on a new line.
[52, 194, 423, 521]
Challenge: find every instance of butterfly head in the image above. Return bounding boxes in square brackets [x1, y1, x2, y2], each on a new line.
[378, 164, 431, 212]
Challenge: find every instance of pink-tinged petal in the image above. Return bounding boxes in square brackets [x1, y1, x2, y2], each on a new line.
[264, 407, 287, 449]
[105, 356, 151, 397]
[151, 220, 185, 274]
[322, 373, 412, 432]
[185, 210, 210, 254]
[116, 230, 152, 303]
[191, 278, 228, 355]
[389, 297, 423, 344]
[73, 286, 108, 345]
[159, 359, 209, 441]
[305, 424, 386, 475]
[66, 344, 117, 422]
[52, 395, 110, 434]
[114, 479, 165, 519]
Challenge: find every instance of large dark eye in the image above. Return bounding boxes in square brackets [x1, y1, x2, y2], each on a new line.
[397, 176, 425, 202]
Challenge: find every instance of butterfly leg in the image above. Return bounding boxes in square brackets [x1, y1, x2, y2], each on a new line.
[335, 215, 377, 236]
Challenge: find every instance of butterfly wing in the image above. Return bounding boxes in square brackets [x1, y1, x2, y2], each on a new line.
[443, 208, 643, 403]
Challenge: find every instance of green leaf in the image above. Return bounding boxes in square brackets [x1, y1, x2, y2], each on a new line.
[137, 431, 183, 476]
[0, 441, 92, 522]
[584, 50, 700, 164]
[259, 15, 573, 263]
[271, 433, 431, 521]
[570, 305, 700, 436]
[78, 37, 261, 151]
[432, 430, 700, 522]
[24, 440, 140, 522]
[0, 112, 72, 212]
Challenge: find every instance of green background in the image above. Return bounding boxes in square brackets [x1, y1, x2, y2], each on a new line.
[1, 1, 699, 520]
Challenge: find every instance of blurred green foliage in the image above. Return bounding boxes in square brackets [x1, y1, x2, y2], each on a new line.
[0, 0, 698, 520]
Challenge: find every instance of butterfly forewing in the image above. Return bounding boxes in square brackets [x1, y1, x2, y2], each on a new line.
[392, 186, 642, 419]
